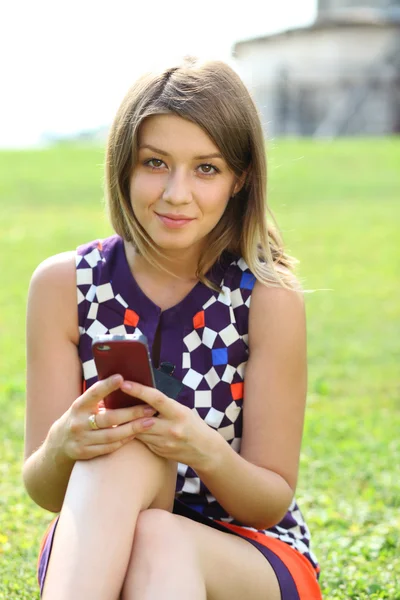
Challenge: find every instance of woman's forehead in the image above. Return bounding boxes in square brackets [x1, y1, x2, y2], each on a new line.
[138, 114, 221, 158]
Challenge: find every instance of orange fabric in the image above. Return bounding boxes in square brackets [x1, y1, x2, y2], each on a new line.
[230, 382, 244, 400]
[217, 522, 322, 600]
[37, 518, 58, 573]
[124, 308, 139, 327]
[193, 311, 205, 329]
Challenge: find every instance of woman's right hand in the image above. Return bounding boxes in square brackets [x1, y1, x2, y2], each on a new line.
[55, 374, 158, 461]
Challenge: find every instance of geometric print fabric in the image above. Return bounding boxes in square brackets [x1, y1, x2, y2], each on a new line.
[76, 235, 319, 571]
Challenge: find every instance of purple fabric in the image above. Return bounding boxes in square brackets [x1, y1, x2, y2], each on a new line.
[173, 500, 301, 600]
[38, 518, 59, 595]
[37, 234, 320, 595]
[38, 506, 301, 599]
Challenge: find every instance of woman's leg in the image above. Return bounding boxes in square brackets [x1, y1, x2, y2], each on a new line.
[122, 510, 282, 600]
[122, 509, 207, 600]
[42, 440, 177, 600]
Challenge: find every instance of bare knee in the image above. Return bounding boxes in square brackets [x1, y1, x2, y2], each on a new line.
[134, 508, 183, 552]
[68, 441, 177, 512]
[130, 509, 198, 567]
[122, 510, 206, 599]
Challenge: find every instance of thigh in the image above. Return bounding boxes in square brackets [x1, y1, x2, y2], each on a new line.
[176, 515, 281, 600]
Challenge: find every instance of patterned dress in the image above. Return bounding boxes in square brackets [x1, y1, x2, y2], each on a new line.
[38, 233, 321, 599]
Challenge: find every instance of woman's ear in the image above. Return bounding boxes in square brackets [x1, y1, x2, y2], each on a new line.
[233, 170, 248, 196]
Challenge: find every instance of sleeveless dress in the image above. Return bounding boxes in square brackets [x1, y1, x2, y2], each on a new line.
[37, 235, 322, 600]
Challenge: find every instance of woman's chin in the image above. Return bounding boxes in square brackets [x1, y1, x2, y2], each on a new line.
[152, 233, 199, 253]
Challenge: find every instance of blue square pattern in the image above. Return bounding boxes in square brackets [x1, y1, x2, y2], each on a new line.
[240, 272, 256, 290]
[212, 347, 228, 366]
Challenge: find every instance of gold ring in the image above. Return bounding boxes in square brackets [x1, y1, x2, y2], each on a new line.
[88, 413, 100, 430]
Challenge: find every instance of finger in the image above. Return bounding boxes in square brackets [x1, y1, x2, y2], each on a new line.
[87, 416, 156, 445]
[80, 435, 136, 460]
[77, 375, 123, 410]
[95, 404, 157, 429]
[121, 381, 177, 417]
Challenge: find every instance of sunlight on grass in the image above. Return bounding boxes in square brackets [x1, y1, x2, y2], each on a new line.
[1, 139, 399, 599]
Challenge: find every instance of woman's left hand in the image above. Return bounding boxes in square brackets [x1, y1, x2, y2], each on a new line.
[120, 380, 216, 470]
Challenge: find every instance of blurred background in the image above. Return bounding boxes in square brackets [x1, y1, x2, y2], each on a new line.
[0, 1, 399, 599]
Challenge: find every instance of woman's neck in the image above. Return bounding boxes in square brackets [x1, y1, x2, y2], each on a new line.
[124, 241, 201, 282]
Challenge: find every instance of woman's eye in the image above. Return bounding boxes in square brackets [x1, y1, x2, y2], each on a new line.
[198, 164, 218, 175]
[146, 158, 165, 169]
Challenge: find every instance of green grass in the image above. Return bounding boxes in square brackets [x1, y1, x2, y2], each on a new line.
[1, 139, 399, 598]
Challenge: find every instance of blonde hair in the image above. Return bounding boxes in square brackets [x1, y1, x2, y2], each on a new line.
[105, 57, 298, 289]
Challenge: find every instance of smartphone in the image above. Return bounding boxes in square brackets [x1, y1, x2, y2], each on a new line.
[92, 334, 155, 409]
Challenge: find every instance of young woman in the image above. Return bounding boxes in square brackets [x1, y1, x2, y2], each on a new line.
[24, 57, 322, 600]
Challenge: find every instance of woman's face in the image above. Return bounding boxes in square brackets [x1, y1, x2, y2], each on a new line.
[129, 114, 240, 255]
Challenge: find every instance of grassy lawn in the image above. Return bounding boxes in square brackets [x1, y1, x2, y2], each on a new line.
[0, 139, 399, 599]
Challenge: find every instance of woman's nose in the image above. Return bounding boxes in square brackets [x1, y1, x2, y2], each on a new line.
[162, 169, 192, 205]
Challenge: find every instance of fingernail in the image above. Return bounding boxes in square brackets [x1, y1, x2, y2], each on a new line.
[112, 375, 121, 384]
[142, 419, 154, 428]
[143, 407, 155, 416]
[122, 381, 132, 391]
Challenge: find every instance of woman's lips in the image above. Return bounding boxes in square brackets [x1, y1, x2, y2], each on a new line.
[155, 213, 195, 229]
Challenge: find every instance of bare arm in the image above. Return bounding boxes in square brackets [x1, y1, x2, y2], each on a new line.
[195, 282, 307, 529]
[23, 253, 158, 512]
[23, 252, 82, 511]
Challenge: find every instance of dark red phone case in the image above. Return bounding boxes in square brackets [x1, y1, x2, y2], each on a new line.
[92, 335, 155, 409]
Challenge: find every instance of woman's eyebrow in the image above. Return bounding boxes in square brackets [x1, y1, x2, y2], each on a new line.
[139, 144, 223, 160]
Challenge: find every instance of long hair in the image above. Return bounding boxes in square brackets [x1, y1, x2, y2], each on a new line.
[105, 56, 298, 289]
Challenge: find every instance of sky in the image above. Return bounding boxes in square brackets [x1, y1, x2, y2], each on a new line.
[0, 0, 316, 148]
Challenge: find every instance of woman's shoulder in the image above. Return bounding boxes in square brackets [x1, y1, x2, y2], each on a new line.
[28, 251, 78, 343]
[29, 234, 121, 300]
[30, 250, 76, 291]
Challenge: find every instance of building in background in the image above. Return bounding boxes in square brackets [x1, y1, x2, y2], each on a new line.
[233, 1, 400, 136]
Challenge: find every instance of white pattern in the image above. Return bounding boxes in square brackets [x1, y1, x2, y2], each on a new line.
[231, 288, 244, 308]
[109, 325, 127, 335]
[225, 401, 241, 423]
[217, 285, 231, 306]
[202, 296, 216, 310]
[237, 258, 249, 271]
[84, 248, 102, 268]
[231, 437, 241, 452]
[182, 352, 191, 369]
[82, 359, 97, 380]
[86, 285, 97, 302]
[115, 293, 128, 308]
[229, 305, 236, 324]
[237, 362, 247, 378]
[87, 302, 99, 320]
[194, 390, 212, 407]
[221, 365, 236, 383]
[219, 323, 240, 346]
[182, 369, 203, 390]
[205, 407, 225, 428]
[202, 327, 217, 349]
[86, 320, 108, 339]
[182, 477, 201, 494]
[96, 283, 114, 303]
[218, 423, 235, 441]
[77, 268, 93, 285]
[183, 330, 202, 352]
[178, 462, 188, 476]
[204, 367, 219, 389]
